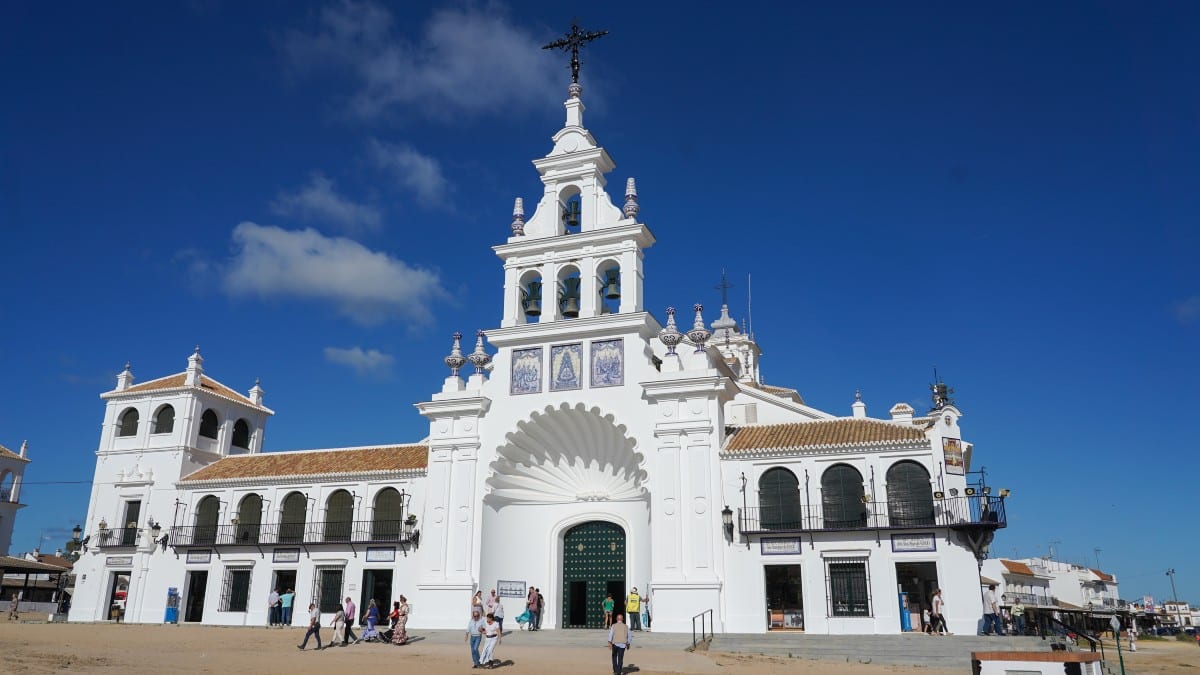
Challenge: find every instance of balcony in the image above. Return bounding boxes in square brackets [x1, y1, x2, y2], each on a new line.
[95, 527, 142, 548]
[1004, 591, 1057, 608]
[169, 520, 417, 547]
[738, 496, 1006, 534]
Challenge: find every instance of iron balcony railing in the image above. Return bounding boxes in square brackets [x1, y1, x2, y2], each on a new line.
[169, 520, 417, 547]
[95, 527, 141, 548]
[738, 495, 1006, 534]
[1004, 591, 1057, 607]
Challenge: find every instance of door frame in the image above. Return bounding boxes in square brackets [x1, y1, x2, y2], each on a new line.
[559, 518, 627, 629]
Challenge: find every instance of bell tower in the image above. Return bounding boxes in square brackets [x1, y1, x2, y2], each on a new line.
[496, 80, 655, 327]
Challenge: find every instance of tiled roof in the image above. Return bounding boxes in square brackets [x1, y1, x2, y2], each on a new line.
[120, 373, 260, 408]
[0, 444, 28, 462]
[1055, 599, 1084, 611]
[742, 382, 806, 404]
[35, 554, 74, 570]
[179, 445, 428, 482]
[1090, 568, 1114, 582]
[980, 576, 1000, 586]
[1001, 560, 1036, 577]
[723, 418, 928, 455]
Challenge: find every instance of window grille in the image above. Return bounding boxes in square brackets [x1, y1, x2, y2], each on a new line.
[154, 405, 175, 434]
[118, 408, 139, 437]
[313, 567, 344, 614]
[825, 557, 871, 617]
[220, 567, 253, 612]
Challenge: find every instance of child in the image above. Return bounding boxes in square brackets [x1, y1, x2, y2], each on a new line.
[603, 594, 615, 628]
[923, 608, 932, 634]
[480, 612, 502, 667]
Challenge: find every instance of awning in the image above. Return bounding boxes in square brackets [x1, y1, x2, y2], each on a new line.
[0, 556, 72, 573]
[980, 576, 1000, 586]
[1055, 599, 1084, 611]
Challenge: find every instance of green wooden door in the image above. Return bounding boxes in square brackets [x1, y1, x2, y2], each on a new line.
[562, 521, 625, 628]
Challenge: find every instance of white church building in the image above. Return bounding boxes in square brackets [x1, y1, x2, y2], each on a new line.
[70, 77, 1008, 636]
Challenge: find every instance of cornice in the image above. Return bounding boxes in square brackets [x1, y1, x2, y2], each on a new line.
[176, 467, 427, 489]
[486, 312, 661, 346]
[493, 222, 656, 258]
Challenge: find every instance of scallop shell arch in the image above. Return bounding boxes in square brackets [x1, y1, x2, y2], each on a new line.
[485, 402, 647, 506]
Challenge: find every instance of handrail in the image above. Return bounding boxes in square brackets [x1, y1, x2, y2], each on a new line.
[691, 609, 714, 649]
[1048, 615, 1105, 663]
[738, 495, 1007, 534]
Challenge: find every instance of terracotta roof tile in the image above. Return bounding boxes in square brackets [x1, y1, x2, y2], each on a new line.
[723, 418, 928, 454]
[0, 444, 27, 461]
[120, 373, 261, 408]
[1090, 568, 1114, 582]
[1001, 560, 1036, 577]
[742, 382, 806, 404]
[35, 554, 74, 570]
[179, 445, 428, 482]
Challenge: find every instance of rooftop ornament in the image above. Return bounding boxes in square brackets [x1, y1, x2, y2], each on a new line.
[542, 20, 609, 97]
[444, 332, 467, 377]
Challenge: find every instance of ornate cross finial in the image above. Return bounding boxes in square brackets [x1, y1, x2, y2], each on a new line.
[542, 20, 608, 90]
[715, 269, 734, 306]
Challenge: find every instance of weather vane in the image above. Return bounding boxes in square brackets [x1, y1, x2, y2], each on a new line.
[542, 20, 609, 84]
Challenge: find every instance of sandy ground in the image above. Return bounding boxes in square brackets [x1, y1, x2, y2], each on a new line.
[1, 622, 1197, 674]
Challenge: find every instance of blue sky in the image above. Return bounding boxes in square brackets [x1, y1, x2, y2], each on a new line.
[2, 2, 1197, 603]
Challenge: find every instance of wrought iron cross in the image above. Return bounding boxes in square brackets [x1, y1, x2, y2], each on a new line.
[542, 21, 609, 84]
[715, 269, 734, 306]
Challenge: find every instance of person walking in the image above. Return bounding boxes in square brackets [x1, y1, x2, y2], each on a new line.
[626, 588, 642, 631]
[931, 588, 949, 635]
[280, 588, 295, 626]
[329, 606, 346, 648]
[535, 588, 545, 630]
[1128, 624, 1137, 652]
[485, 589, 499, 616]
[473, 590, 485, 617]
[526, 587, 539, 631]
[297, 603, 322, 650]
[8, 593, 19, 621]
[480, 612, 502, 667]
[603, 594, 615, 628]
[361, 599, 380, 641]
[267, 588, 281, 627]
[342, 596, 358, 644]
[1011, 598, 1026, 636]
[607, 613, 633, 675]
[982, 585, 1005, 635]
[391, 595, 410, 645]
[493, 594, 505, 633]
[466, 607, 485, 668]
[922, 607, 932, 634]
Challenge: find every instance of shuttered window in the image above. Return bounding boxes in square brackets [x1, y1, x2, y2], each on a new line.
[758, 468, 802, 530]
[324, 490, 353, 542]
[886, 461, 934, 527]
[821, 464, 866, 528]
[280, 492, 307, 543]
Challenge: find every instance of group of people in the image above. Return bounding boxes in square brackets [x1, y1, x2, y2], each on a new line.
[921, 588, 950, 635]
[266, 588, 295, 627]
[467, 589, 507, 668]
[297, 594, 411, 650]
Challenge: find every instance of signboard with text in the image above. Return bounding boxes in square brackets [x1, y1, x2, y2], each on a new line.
[497, 580, 526, 598]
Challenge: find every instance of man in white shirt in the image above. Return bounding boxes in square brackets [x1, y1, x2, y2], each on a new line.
[297, 603, 322, 650]
[267, 589, 281, 627]
[982, 585, 1004, 635]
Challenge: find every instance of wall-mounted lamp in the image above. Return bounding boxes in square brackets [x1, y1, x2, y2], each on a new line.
[999, 489, 1011, 498]
[721, 505, 734, 541]
[948, 488, 959, 497]
[964, 487, 977, 496]
[151, 521, 162, 538]
[72, 525, 82, 542]
[933, 491, 945, 500]
[982, 487, 992, 495]
[98, 517, 109, 532]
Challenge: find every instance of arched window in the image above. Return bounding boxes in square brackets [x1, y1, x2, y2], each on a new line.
[194, 495, 220, 545]
[199, 409, 219, 440]
[557, 265, 582, 319]
[821, 464, 866, 529]
[519, 270, 544, 323]
[153, 405, 175, 434]
[117, 408, 139, 437]
[231, 419, 251, 449]
[758, 468, 802, 530]
[324, 490, 353, 542]
[886, 461, 934, 527]
[236, 493, 262, 543]
[597, 260, 621, 315]
[371, 488, 403, 540]
[280, 492, 308, 543]
[0, 470, 13, 503]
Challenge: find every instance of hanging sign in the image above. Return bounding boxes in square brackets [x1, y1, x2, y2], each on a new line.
[942, 438, 965, 475]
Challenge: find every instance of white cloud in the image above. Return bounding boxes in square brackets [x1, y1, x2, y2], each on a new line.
[1175, 295, 1200, 324]
[222, 221, 448, 325]
[270, 172, 382, 233]
[367, 139, 448, 205]
[324, 346, 395, 376]
[280, 2, 561, 120]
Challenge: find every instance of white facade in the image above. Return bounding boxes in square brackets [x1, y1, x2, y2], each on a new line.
[70, 82, 1007, 635]
[0, 441, 31, 556]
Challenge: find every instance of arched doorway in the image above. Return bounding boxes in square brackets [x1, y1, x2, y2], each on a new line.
[561, 521, 625, 629]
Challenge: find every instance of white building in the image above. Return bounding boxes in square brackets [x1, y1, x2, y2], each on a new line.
[70, 78, 1008, 635]
[0, 441, 31, 557]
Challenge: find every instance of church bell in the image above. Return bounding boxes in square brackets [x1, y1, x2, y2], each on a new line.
[563, 200, 581, 230]
[602, 269, 621, 300]
[522, 281, 543, 317]
[560, 278, 581, 318]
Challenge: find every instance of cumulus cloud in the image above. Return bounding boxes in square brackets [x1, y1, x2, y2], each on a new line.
[1175, 295, 1200, 324]
[279, 2, 561, 120]
[324, 346, 395, 376]
[222, 222, 448, 325]
[367, 139, 449, 205]
[270, 172, 382, 233]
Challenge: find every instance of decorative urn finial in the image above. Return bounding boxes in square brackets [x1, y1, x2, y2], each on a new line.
[658, 306, 683, 355]
[444, 332, 467, 377]
[623, 177, 639, 219]
[568, 82, 583, 99]
[468, 330, 492, 374]
[511, 198, 526, 236]
[687, 304, 712, 353]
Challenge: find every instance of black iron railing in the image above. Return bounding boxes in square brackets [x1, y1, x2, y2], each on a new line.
[95, 527, 141, 548]
[1004, 591, 1057, 607]
[738, 496, 1006, 534]
[169, 520, 417, 547]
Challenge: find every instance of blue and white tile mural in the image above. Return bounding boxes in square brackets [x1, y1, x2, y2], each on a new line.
[550, 343, 583, 391]
[590, 339, 624, 388]
[511, 347, 543, 395]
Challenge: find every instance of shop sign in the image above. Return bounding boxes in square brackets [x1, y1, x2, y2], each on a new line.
[760, 538, 803, 555]
[891, 533, 936, 552]
[272, 548, 301, 563]
[185, 550, 211, 564]
[365, 547, 396, 563]
[105, 556, 133, 567]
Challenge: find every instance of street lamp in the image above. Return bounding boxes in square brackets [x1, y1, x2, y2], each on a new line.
[721, 505, 734, 541]
[72, 525, 82, 542]
[1167, 569, 1179, 625]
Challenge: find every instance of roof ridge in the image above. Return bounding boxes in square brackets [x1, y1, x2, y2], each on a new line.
[229, 443, 428, 457]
